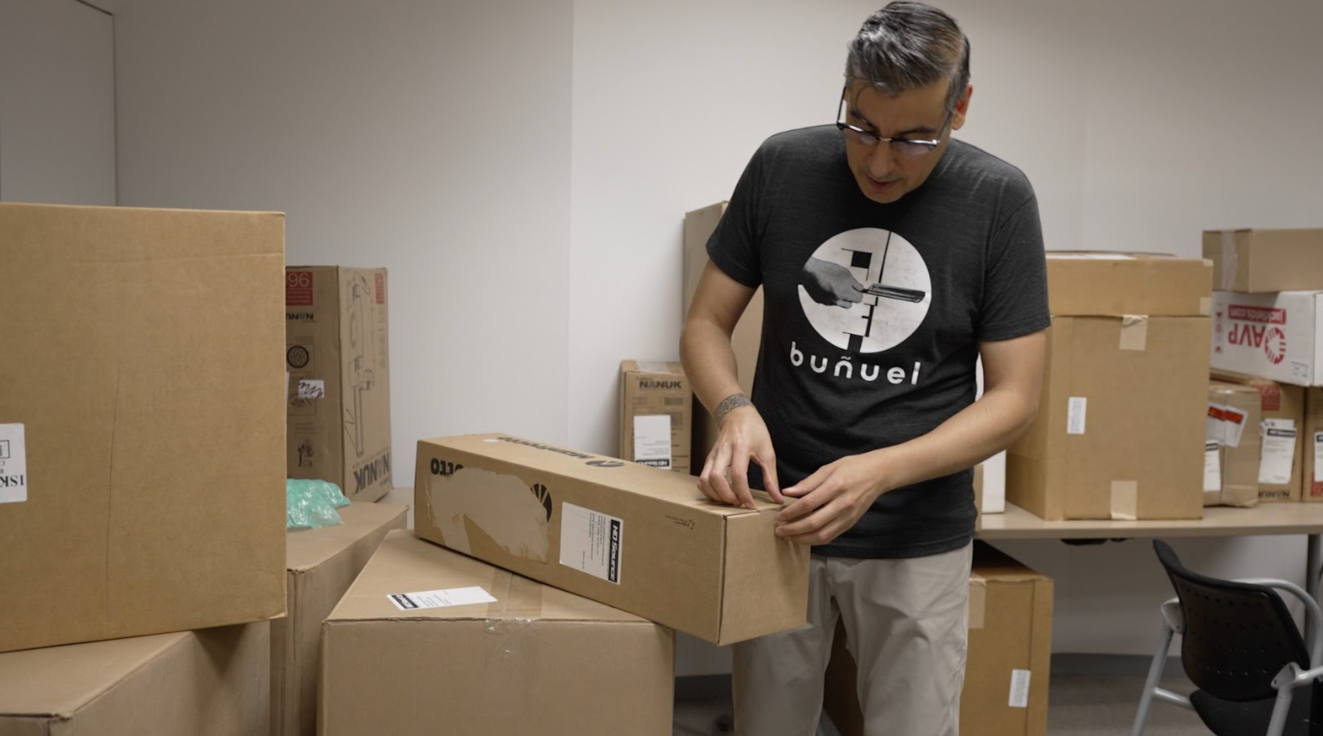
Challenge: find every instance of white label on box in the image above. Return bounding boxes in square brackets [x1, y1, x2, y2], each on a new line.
[1260, 421, 1298, 485]
[635, 361, 671, 374]
[632, 414, 672, 468]
[1008, 669, 1031, 708]
[1315, 432, 1323, 483]
[560, 502, 623, 584]
[1204, 441, 1222, 493]
[0, 424, 28, 504]
[1207, 403, 1249, 449]
[297, 379, 325, 399]
[387, 586, 496, 611]
[1067, 397, 1087, 435]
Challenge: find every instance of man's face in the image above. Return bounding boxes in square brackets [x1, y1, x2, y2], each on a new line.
[841, 78, 971, 204]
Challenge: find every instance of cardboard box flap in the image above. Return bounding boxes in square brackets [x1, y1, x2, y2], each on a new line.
[1045, 252, 1212, 317]
[286, 503, 409, 573]
[0, 632, 186, 716]
[328, 531, 650, 626]
[717, 513, 810, 643]
[421, 434, 773, 517]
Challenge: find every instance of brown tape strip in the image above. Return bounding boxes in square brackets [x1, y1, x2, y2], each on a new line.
[1110, 480, 1139, 521]
[1119, 316, 1149, 352]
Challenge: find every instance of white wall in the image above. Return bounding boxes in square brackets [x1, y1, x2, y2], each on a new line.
[114, 0, 575, 484]
[112, 0, 1323, 672]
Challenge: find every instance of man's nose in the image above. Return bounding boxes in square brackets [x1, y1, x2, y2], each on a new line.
[865, 144, 898, 179]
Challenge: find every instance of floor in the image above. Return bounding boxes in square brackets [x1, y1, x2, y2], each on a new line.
[673, 672, 1208, 735]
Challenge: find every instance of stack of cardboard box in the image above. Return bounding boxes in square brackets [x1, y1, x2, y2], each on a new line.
[1206, 228, 1323, 503]
[0, 203, 287, 733]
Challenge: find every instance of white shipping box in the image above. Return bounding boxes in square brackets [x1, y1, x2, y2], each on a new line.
[1211, 291, 1323, 386]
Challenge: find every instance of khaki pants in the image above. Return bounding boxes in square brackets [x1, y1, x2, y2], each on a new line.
[732, 543, 972, 736]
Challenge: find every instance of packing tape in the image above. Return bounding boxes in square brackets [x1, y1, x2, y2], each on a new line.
[1220, 230, 1237, 291]
[1119, 315, 1149, 352]
[481, 570, 543, 720]
[1199, 297, 1212, 316]
[1110, 480, 1139, 521]
[968, 573, 987, 630]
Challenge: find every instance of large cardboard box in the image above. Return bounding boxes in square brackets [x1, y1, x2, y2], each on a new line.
[683, 202, 763, 466]
[319, 531, 674, 736]
[1211, 290, 1323, 386]
[1203, 228, 1323, 293]
[823, 543, 1053, 736]
[285, 266, 393, 501]
[0, 622, 271, 735]
[1205, 383, 1262, 507]
[414, 434, 810, 644]
[1007, 254, 1212, 520]
[0, 203, 286, 654]
[273, 503, 407, 736]
[1305, 388, 1323, 502]
[618, 360, 692, 473]
[1211, 371, 1305, 502]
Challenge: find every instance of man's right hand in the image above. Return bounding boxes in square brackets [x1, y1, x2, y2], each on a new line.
[698, 404, 783, 509]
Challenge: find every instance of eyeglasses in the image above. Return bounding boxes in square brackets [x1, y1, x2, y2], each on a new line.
[835, 90, 948, 157]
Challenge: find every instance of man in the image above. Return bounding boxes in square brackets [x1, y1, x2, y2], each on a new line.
[679, 3, 1050, 735]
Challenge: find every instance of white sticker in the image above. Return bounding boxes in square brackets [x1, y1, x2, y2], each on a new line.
[0, 424, 28, 504]
[1207, 403, 1249, 449]
[387, 586, 496, 611]
[1314, 432, 1323, 483]
[1260, 424, 1298, 485]
[1204, 442, 1222, 493]
[632, 414, 672, 469]
[297, 379, 325, 399]
[560, 502, 623, 584]
[635, 361, 672, 374]
[1067, 397, 1087, 435]
[1008, 669, 1031, 708]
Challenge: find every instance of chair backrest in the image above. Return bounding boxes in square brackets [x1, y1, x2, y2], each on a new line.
[1153, 539, 1311, 703]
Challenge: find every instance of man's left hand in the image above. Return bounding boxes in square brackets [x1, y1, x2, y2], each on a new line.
[775, 453, 887, 545]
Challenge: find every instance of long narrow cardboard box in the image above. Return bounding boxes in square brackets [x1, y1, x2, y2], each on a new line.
[0, 203, 287, 653]
[319, 531, 674, 736]
[0, 622, 270, 735]
[414, 433, 809, 644]
[273, 503, 407, 736]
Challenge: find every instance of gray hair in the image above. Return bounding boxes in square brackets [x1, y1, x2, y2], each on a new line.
[845, 1, 971, 115]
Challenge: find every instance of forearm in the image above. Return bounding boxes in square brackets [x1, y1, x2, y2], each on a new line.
[680, 316, 746, 417]
[866, 385, 1039, 491]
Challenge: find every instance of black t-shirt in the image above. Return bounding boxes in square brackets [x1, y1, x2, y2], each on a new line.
[707, 125, 1050, 559]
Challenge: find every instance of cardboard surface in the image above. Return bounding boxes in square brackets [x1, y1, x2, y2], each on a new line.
[683, 202, 764, 468]
[1007, 316, 1210, 520]
[1045, 252, 1212, 317]
[0, 203, 287, 653]
[1203, 228, 1323, 293]
[1305, 388, 1323, 502]
[823, 543, 1054, 736]
[413, 434, 809, 644]
[319, 531, 674, 736]
[0, 622, 270, 736]
[286, 266, 393, 501]
[1206, 383, 1262, 507]
[618, 360, 692, 474]
[1210, 371, 1305, 503]
[1210, 290, 1323, 387]
[272, 503, 407, 736]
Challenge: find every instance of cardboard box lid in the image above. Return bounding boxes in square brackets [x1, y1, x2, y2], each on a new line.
[1203, 228, 1323, 293]
[0, 632, 189, 717]
[419, 434, 773, 518]
[287, 502, 409, 573]
[1046, 252, 1212, 317]
[327, 531, 653, 625]
[621, 360, 684, 376]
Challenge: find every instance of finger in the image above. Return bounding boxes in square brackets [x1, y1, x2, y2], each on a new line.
[730, 448, 756, 509]
[777, 498, 845, 541]
[759, 454, 784, 503]
[835, 299, 852, 308]
[782, 467, 826, 498]
[708, 443, 740, 507]
[778, 479, 834, 524]
[697, 453, 719, 503]
[785, 515, 850, 546]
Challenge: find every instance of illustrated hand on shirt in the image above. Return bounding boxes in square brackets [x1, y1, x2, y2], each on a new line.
[801, 257, 865, 308]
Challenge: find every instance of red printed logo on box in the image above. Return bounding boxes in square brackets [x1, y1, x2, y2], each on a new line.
[1264, 327, 1288, 365]
[287, 270, 314, 306]
[1228, 304, 1287, 324]
[1254, 383, 1282, 412]
[374, 273, 385, 305]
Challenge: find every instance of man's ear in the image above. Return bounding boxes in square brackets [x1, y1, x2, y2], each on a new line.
[950, 83, 973, 131]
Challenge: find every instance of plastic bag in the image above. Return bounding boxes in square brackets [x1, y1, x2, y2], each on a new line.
[286, 479, 351, 530]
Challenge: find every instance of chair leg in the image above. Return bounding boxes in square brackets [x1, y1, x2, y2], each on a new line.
[1265, 687, 1296, 736]
[1130, 623, 1175, 736]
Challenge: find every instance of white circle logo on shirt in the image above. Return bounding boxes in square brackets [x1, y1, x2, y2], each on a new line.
[797, 228, 931, 353]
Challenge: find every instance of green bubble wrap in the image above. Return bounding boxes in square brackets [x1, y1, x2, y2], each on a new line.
[286, 479, 352, 529]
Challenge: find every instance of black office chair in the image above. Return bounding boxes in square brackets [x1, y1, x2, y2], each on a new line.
[1131, 540, 1323, 736]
